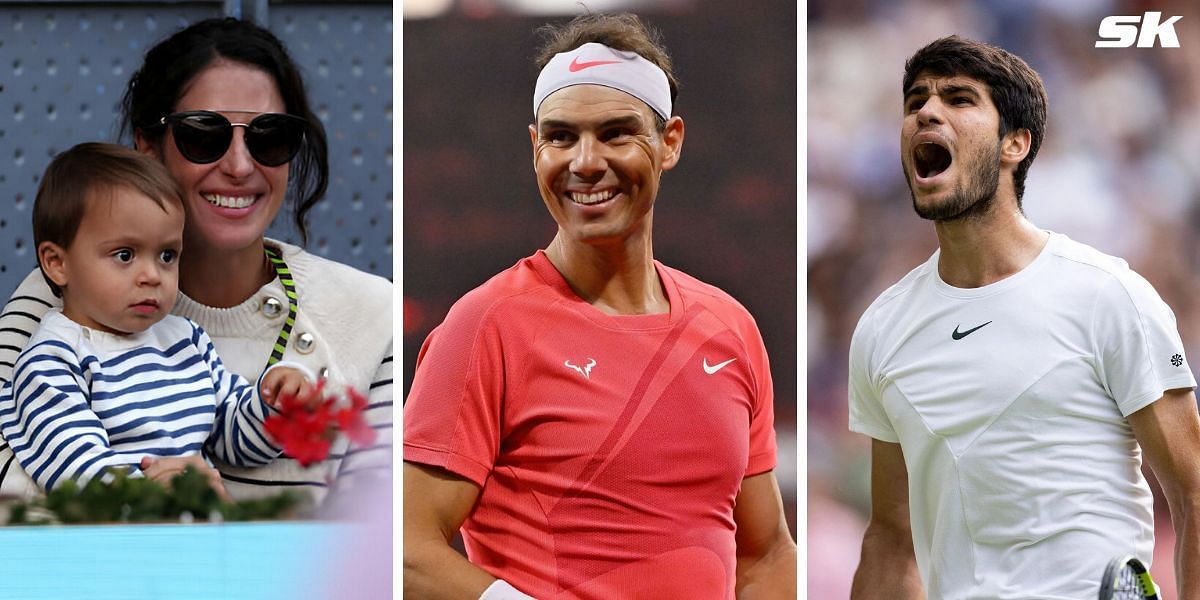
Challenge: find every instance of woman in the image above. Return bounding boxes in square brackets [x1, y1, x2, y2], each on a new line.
[0, 18, 392, 505]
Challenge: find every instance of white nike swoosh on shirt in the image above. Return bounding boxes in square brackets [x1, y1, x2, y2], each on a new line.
[703, 357, 737, 375]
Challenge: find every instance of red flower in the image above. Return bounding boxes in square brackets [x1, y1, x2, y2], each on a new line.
[346, 386, 369, 411]
[264, 383, 375, 467]
[283, 435, 332, 468]
[336, 406, 376, 447]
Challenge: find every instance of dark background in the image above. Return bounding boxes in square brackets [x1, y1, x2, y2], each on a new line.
[0, 2, 393, 288]
[402, 1, 798, 536]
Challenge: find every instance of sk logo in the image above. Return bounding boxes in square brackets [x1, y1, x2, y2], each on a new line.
[565, 358, 597, 379]
[1096, 12, 1182, 48]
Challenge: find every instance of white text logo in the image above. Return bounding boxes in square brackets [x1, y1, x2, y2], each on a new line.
[1097, 12, 1182, 48]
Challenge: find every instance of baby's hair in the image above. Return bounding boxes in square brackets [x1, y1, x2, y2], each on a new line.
[33, 142, 182, 296]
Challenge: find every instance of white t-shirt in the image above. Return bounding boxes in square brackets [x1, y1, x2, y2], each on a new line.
[849, 232, 1195, 599]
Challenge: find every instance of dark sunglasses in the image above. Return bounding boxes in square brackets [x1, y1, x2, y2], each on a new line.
[159, 110, 308, 167]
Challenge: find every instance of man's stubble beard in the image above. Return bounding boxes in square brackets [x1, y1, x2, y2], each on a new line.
[906, 141, 1001, 222]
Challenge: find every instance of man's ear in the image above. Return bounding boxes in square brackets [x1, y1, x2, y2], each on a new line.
[659, 116, 685, 171]
[529, 123, 539, 171]
[1001, 128, 1032, 167]
[134, 129, 162, 160]
[38, 241, 69, 290]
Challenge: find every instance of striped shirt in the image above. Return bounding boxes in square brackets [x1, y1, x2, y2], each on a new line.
[0, 310, 280, 491]
[0, 241, 392, 504]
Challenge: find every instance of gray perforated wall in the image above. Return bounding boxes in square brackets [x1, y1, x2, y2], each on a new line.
[0, 1, 392, 297]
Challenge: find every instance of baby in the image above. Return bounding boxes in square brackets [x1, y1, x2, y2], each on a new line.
[0, 142, 311, 498]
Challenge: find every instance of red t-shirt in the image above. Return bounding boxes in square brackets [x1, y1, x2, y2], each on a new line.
[405, 251, 776, 599]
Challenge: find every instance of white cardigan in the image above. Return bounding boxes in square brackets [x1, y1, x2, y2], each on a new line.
[0, 240, 393, 506]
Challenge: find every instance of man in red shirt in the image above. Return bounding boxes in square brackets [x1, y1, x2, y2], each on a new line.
[404, 13, 796, 599]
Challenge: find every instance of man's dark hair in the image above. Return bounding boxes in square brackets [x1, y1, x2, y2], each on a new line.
[120, 17, 328, 244]
[34, 143, 183, 297]
[534, 13, 678, 130]
[903, 35, 1047, 205]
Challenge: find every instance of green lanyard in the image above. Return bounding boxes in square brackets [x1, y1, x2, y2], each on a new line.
[264, 247, 299, 369]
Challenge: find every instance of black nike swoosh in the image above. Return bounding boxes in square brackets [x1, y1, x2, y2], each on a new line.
[952, 321, 992, 340]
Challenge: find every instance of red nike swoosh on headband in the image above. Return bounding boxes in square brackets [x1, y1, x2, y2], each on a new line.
[569, 57, 622, 72]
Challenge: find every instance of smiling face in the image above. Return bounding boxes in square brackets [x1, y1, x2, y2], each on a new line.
[41, 186, 184, 335]
[529, 84, 683, 248]
[143, 60, 290, 254]
[901, 72, 1004, 222]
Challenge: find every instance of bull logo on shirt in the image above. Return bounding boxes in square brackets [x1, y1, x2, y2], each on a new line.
[564, 358, 597, 379]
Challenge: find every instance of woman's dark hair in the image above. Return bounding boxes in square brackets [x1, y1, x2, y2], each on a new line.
[120, 17, 328, 244]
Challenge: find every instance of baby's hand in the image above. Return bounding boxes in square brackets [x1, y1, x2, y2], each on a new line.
[260, 367, 314, 409]
[140, 455, 232, 502]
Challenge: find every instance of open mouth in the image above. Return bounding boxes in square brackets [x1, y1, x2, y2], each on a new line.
[913, 142, 952, 179]
[568, 189, 616, 206]
[202, 193, 257, 209]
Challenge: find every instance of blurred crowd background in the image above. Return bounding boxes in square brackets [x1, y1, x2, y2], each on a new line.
[402, 1, 798, 538]
[809, 0, 1200, 596]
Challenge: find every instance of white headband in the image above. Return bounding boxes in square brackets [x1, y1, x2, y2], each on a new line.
[533, 42, 672, 121]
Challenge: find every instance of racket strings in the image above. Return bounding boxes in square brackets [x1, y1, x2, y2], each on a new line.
[1101, 555, 1156, 600]
[1111, 566, 1140, 599]
[1111, 566, 1154, 600]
